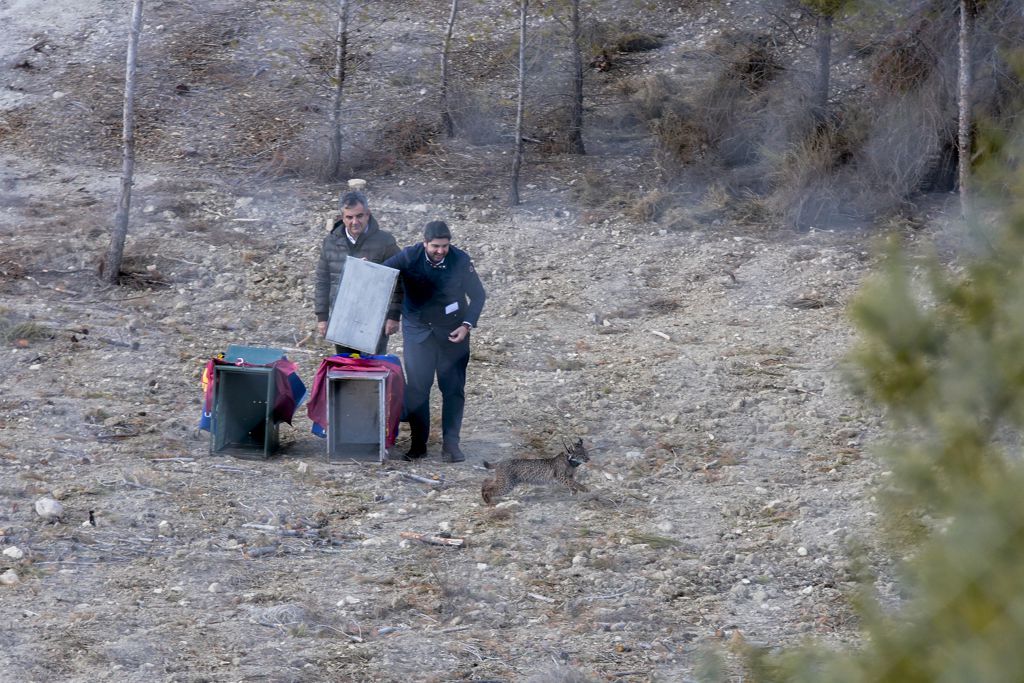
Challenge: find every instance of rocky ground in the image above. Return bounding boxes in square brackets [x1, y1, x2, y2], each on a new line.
[0, 1, 958, 681]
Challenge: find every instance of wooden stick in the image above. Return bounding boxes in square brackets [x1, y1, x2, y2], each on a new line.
[400, 531, 465, 548]
[527, 592, 556, 603]
[210, 464, 250, 473]
[401, 472, 444, 486]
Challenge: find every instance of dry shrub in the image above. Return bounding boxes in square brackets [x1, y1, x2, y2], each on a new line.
[571, 169, 637, 219]
[572, 170, 614, 207]
[114, 256, 172, 290]
[337, 150, 398, 179]
[652, 110, 711, 177]
[679, 31, 783, 171]
[870, 10, 952, 95]
[613, 32, 663, 53]
[266, 115, 438, 181]
[858, 86, 953, 208]
[871, 34, 935, 95]
[249, 144, 323, 180]
[629, 189, 671, 223]
[971, 3, 1024, 138]
[528, 104, 578, 154]
[0, 315, 53, 346]
[729, 189, 774, 226]
[708, 30, 782, 93]
[660, 206, 701, 232]
[376, 116, 438, 158]
[630, 72, 678, 122]
[768, 120, 859, 228]
[579, 18, 614, 58]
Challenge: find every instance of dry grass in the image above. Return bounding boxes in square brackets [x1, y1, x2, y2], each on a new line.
[652, 110, 712, 176]
[630, 73, 679, 122]
[626, 532, 682, 550]
[0, 317, 53, 346]
[571, 169, 633, 215]
[629, 189, 671, 223]
[767, 120, 858, 227]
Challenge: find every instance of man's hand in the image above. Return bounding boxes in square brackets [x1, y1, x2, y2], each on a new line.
[385, 319, 400, 336]
[317, 321, 328, 338]
[448, 325, 469, 343]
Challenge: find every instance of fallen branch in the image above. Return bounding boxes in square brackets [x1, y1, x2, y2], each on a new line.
[96, 429, 140, 440]
[400, 531, 465, 548]
[527, 592, 556, 603]
[401, 472, 444, 487]
[241, 523, 319, 539]
[318, 623, 364, 642]
[210, 464, 252, 473]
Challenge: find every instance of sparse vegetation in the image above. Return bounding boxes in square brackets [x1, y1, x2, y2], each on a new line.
[0, 315, 52, 346]
[2, 1, 1024, 681]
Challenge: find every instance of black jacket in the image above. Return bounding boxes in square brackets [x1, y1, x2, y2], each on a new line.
[383, 244, 486, 335]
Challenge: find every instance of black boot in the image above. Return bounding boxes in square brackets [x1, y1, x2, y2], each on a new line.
[441, 443, 465, 463]
[403, 442, 427, 461]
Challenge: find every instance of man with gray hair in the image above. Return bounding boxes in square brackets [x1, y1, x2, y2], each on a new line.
[313, 191, 401, 354]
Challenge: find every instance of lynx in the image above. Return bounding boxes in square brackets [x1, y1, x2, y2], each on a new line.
[481, 439, 590, 506]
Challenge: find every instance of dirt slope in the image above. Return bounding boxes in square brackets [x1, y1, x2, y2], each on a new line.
[0, 1, 902, 681]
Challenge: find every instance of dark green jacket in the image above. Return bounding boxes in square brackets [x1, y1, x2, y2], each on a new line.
[313, 215, 401, 322]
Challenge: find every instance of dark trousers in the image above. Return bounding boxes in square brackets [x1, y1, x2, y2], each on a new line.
[403, 328, 470, 448]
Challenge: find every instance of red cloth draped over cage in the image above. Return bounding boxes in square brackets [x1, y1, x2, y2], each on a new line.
[306, 354, 405, 447]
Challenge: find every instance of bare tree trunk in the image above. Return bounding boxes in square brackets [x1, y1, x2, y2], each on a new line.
[103, 0, 144, 284]
[509, 0, 527, 206]
[567, 0, 585, 154]
[440, 0, 459, 138]
[326, 0, 349, 180]
[958, 0, 974, 218]
[813, 12, 832, 123]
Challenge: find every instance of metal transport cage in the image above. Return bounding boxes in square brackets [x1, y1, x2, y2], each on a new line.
[325, 369, 389, 462]
[209, 345, 285, 459]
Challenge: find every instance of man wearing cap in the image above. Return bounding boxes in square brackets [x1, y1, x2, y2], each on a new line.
[313, 191, 401, 354]
[383, 221, 486, 463]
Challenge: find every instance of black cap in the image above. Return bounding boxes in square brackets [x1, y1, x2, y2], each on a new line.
[423, 220, 452, 241]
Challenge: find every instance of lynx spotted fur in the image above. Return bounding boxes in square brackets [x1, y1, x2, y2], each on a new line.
[481, 439, 590, 506]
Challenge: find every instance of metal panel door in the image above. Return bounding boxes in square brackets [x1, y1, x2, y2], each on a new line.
[325, 258, 399, 354]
